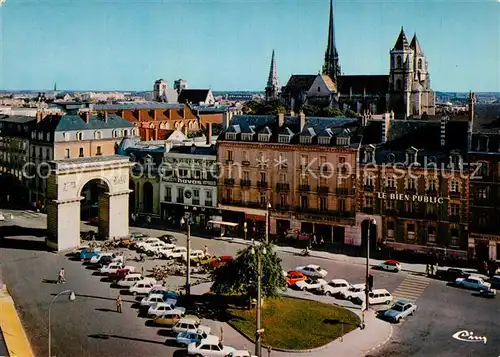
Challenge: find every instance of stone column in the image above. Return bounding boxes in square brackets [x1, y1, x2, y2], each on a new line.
[106, 192, 130, 239]
[47, 198, 81, 252]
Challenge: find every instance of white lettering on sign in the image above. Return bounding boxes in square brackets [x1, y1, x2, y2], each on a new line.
[376, 192, 445, 204]
[452, 330, 487, 344]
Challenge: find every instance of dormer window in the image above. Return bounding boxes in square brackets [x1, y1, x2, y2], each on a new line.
[406, 147, 419, 165]
[278, 135, 290, 143]
[258, 133, 271, 142]
[449, 152, 462, 169]
[225, 132, 236, 140]
[336, 137, 350, 146]
[300, 136, 312, 144]
[38, 132, 43, 140]
[364, 146, 375, 163]
[318, 137, 330, 145]
[242, 133, 253, 141]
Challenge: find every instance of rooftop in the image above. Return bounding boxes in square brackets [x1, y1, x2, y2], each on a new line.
[37, 113, 135, 132]
[92, 102, 184, 111]
[0, 115, 37, 124]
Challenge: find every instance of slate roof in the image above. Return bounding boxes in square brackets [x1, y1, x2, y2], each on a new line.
[36, 113, 135, 132]
[168, 145, 216, 156]
[0, 115, 36, 124]
[337, 75, 389, 94]
[393, 27, 410, 50]
[472, 103, 500, 132]
[178, 89, 211, 104]
[92, 103, 183, 111]
[409, 34, 423, 54]
[221, 114, 361, 148]
[282, 75, 317, 92]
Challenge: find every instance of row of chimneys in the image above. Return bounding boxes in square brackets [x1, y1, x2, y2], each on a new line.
[277, 111, 307, 131]
[77, 110, 108, 123]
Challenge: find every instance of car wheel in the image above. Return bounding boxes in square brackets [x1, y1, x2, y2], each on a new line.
[397, 317, 401, 323]
[325, 291, 331, 296]
[196, 262, 200, 267]
[301, 287, 306, 291]
[347, 296, 352, 301]
[386, 300, 391, 304]
[194, 354, 203, 357]
[133, 291, 137, 296]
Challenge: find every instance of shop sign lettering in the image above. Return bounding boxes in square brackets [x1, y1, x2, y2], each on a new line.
[376, 192, 445, 204]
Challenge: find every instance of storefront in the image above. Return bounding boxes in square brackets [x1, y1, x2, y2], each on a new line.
[468, 233, 500, 261]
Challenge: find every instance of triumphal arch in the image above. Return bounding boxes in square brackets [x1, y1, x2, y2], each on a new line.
[46, 156, 132, 252]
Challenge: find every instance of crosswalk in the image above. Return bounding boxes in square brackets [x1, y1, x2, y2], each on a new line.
[392, 274, 430, 303]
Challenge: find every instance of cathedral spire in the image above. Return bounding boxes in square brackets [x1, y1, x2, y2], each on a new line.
[322, 0, 341, 81]
[265, 50, 279, 101]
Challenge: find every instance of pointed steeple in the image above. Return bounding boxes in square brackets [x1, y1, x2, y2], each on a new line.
[53, 81, 57, 92]
[410, 33, 423, 54]
[393, 26, 410, 50]
[322, 0, 341, 81]
[265, 50, 279, 101]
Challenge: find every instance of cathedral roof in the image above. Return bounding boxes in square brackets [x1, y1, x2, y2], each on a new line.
[321, 75, 337, 91]
[337, 75, 389, 94]
[393, 27, 410, 51]
[410, 34, 423, 54]
[282, 75, 317, 92]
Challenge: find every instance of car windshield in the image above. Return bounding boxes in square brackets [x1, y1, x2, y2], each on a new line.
[391, 304, 404, 312]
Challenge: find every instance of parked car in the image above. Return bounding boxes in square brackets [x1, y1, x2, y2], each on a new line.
[182, 249, 205, 262]
[130, 232, 148, 239]
[377, 260, 401, 272]
[136, 238, 161, 252]
[159, 234, 177, 244]
[157, 245, 176, 258]
[435, 268, 470, 282]
[285, 271, 307, 286]
[117, 274, 153, 288]
[176, 330, 211, 347]
[187, 336, 235, 356]
[295, 278, 327, 291]
[383, 300, 417, 322]
[227, 351, 258, 357]
[294, 264, 328, 278]
[489, 275, 500, 289]
[109, 268, 133, 283]
[340, 283, 366, 301]
[210, 255, 233, 269]
[355, 289, 393, 305]
[80, 250, 101, 261]
[143, 242, 171, 256]
[319, 279, 350, 296]
[172, 317, 211, 335]
[153, 311, 184, 327]
[148, 302, 185, 317]
[162, 247, 188, 260]
[78, 248, 101, 260]
[140, 293, 170, 308]
[192, 255, 217, 267]
[99, 262, 135, 275]
[455, 276, 491, 290]
[90, 253, 115, 264]
[479, 288, 497, 298]
[129, 280, 158, 295]
[123, 236, 148, 249]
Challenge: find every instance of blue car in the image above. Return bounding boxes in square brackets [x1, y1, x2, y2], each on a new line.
[175, 330, 208, 346]
[80, 249, 100, 261]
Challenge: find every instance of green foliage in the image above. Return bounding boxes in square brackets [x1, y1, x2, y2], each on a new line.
[210, 243, 286, 299]
[301, 105, 359, 118]
[242, 99, 285, 115]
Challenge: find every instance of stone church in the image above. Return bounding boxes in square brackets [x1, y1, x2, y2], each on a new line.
[273, 0, 436, 118]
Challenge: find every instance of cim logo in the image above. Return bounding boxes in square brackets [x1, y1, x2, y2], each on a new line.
[452, 330, 487, 344]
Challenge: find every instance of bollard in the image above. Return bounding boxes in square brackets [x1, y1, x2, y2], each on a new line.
[267, 346, 272, 357]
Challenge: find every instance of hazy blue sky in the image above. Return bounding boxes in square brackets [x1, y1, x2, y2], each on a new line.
[0, 0, 498, 92]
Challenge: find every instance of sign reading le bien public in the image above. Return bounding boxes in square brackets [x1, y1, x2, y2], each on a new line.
[376, 192, 445, 204]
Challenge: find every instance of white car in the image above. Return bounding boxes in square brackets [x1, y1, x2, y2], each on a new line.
[340, 283, 366, 301]
[295, 278, 327, 291]
[182, 249, 205, 262]
[143, 241, 170, 255]
[117, 274, 154, 288]
[163, 247, 188, 259]
[89, 253, 114, 264]
[187, 335, 236, 356]
[455, 276, 491, 291]
[136, 238, 161, 251]
[129, 280, 158, 295]
[377, 260, 401, 272]
[156, 244, 176, 257]
[99, 262, 136, 275]
[295, 264, 328, 278]
[355, 289, 393, 305]
[147, 302, 185, 317]
[140, 293, 170, 308]
[173, 317, 211, 335]
[320, 279, 351, 296]
[227, 351, 258, 357]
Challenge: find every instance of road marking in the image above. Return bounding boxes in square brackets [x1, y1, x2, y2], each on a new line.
[392, 274, 430, 303]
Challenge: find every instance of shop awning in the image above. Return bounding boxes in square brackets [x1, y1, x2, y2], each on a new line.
[245, 214, 266, 221]
[207, 220, 239, 227]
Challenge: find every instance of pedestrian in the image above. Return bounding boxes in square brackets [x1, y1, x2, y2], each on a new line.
[141, 266, 144, 277]
[116, 294, 122, 313]
[319, 237, 324, 245]
[58, 268, 66, 284]
[312, 234, 317, 246]
[203, 245, 208, 256]
[220, 325, 224, 343]
[425, 264, 430, 276]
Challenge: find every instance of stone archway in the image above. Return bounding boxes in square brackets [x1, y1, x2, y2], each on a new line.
[46, 157, 132, 252]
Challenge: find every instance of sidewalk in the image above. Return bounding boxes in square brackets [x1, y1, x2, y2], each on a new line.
[0, 285, 34, 357]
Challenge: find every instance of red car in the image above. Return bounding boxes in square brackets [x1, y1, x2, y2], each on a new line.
[286, 271, 307, 286]
[210, 255, 233, 268]
[109, 268, 133, 283]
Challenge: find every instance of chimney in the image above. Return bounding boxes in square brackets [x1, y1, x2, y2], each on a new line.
[381, 112, 392, 143]
[82, 111, 90, 124]
[206, 122, 213, 145]
[299, 111, 306, 131]
[440, 116, 447, 147]
[184, 123, 188, 136]
[468, 91, 476, 122]
[36, 111, 43, 123]
[278, 113, 285, 127]
[104, 112, 108, 123]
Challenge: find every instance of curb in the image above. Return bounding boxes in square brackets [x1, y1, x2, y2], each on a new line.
[363, 323, 393, 356]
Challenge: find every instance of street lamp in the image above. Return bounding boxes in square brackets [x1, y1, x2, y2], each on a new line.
[180, 216, 191, 297]
[265, 202, 271, 244]
[361, 218, 376, 329]
[251, 244, 267, 357]
[48, 290, 76, 357]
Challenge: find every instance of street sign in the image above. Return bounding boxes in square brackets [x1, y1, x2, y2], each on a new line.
[256, 328, 265, 334]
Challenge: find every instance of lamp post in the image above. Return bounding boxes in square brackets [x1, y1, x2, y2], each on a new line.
[180, 216, 191, 297]
[48, 290, 76, 357]
[265, 202, 271, 244]
[251, 244, 266, 357]
[361, 218, 376, 329]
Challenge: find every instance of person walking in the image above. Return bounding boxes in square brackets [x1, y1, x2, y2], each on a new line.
[116, 294, 122, 313]
[203, 245, 208, 257]
[57, 268, 66, 284]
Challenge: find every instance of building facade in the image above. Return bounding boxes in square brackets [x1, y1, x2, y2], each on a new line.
[217, 113, 362, 243]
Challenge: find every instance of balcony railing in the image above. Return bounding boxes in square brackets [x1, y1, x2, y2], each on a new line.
[363, 185, 374, 192]
[295, 207, 355, 218]
[426, 189, 438, 196]
[242, 160, 250, 166]
[317, 186, 329, 194]
[176, 197, 184, 204]
[257, 181, 268, 188]
[240, 179, 251, 187]
[276, 205, 290, 211]
[385, 186, 396, 193]
[192, 199, 200, 206]
[449, 191, 461, 199]
[222, 200, 265, 209]
[276, 183, 290, 192]
[164, 196, 172, 202]
[299, 184, 310, 192]
[406, 188, 417, 194]
[335, 188, 351, 195]
[225, 159, 233, 164]
[204, 201, 213, 207]
[224, 178, 235, 186]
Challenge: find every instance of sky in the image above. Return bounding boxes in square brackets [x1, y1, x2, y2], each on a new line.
[0, 0, 498, 92]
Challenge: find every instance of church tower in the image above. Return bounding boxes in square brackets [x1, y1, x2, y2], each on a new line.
[322, 0, 341, 82]
[389, 27, 414, 118]
[265, 50, 280, 101]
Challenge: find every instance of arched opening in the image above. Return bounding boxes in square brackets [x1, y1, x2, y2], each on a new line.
[129, 180, 135, 214]
[142, 182, 154, 214]
[80, 179, 109, 224]
[360, 219, 378, 255]
[418, 58, 422, 70]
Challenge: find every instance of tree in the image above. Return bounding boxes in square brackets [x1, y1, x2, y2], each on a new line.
[210, 244, 287, 300]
